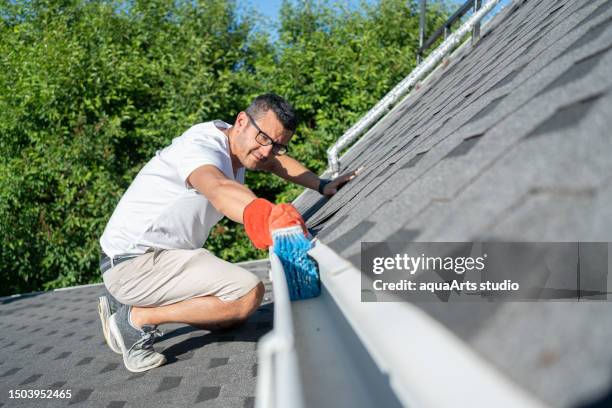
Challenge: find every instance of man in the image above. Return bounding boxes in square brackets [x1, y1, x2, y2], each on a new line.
[98, 93, 356, 372]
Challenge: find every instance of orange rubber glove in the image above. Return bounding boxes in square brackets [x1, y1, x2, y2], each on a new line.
[243, 198, 307, 249]
[269, 204, 308, 237]
[244, 198, 274, 249]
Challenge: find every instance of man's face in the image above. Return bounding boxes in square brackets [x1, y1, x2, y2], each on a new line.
[231, 110, 293, 170]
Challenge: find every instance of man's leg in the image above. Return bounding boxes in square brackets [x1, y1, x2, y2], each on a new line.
[103, 248, 263, 372]
[130, 282, 265, 329]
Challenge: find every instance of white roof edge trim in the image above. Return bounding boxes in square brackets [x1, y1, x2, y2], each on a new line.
[255, 250, 305, 408]
[307, 239, 548, 408]
[334, 0, 514, 170]
[326, 0, 504, 176]
[291, 0, 513, 210]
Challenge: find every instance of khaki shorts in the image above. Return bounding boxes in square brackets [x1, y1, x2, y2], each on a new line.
[102, 248, 261, 307]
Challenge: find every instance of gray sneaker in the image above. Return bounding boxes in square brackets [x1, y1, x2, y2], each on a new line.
[98, 295, 121, 354]
[109, 305, 166, 372]
[104, 287, 123, 313]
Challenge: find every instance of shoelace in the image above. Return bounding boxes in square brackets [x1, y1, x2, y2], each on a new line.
[138, 326, 164, 350]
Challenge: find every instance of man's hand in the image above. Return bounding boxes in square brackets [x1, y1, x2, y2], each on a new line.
[269, 203, 308, 236]
[321, 167, 363, 197]
[243, 199, 307, 249]
[269, 155, 363, 199]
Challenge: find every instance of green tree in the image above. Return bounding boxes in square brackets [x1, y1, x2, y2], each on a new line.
[250, 0, 449, 201]
[0, 0, 448, 296]
[0, 0, 263, 295]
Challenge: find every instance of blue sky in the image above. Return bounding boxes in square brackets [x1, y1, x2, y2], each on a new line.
[249, 0, 285, 21]
[243, 0, 369, 40]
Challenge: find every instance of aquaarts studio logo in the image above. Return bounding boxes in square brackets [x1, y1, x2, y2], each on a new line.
[360, 242, 610, 302]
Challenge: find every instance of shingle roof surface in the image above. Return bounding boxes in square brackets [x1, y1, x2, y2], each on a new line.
[0, 260, 272, 408]
[296, 0, 612, 406]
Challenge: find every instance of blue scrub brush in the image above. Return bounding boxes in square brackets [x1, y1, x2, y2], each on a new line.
[272, 226, 321, 301]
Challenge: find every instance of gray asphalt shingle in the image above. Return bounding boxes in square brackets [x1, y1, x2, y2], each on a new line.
[0, 260, 271, 408]
[296, 0, 612, 406]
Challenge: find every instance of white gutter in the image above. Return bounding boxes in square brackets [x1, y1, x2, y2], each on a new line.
[327, 0, 502, 176]
[306, 239, 548, 408]
[255, 250, 305, 408]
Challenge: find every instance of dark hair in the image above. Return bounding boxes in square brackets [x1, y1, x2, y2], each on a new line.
[245, 93, 298, 133]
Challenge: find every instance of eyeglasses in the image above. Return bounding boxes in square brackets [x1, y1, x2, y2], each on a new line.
[245, 112, 289, 156]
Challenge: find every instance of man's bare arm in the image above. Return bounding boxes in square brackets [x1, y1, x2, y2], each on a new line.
[267, 155, 360, 197]
[265, 155, 320, 190]
[187, 165, 256, 223]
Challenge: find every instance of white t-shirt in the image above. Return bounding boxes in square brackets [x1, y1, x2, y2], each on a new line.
[100, 120, 245, 258]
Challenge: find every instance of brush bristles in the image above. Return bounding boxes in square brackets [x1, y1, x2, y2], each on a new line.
[272, 228, 320, 301]
[271, 225, 305, 238]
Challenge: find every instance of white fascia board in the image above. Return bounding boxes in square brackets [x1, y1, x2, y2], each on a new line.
[308, 239, 548, 408]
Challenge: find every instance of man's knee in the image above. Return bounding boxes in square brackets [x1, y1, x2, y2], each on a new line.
[234, 282, 265, 321]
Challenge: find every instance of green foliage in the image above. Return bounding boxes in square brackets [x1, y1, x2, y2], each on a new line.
[254, 0, 449, 178]
[0, 0, 448, 296]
